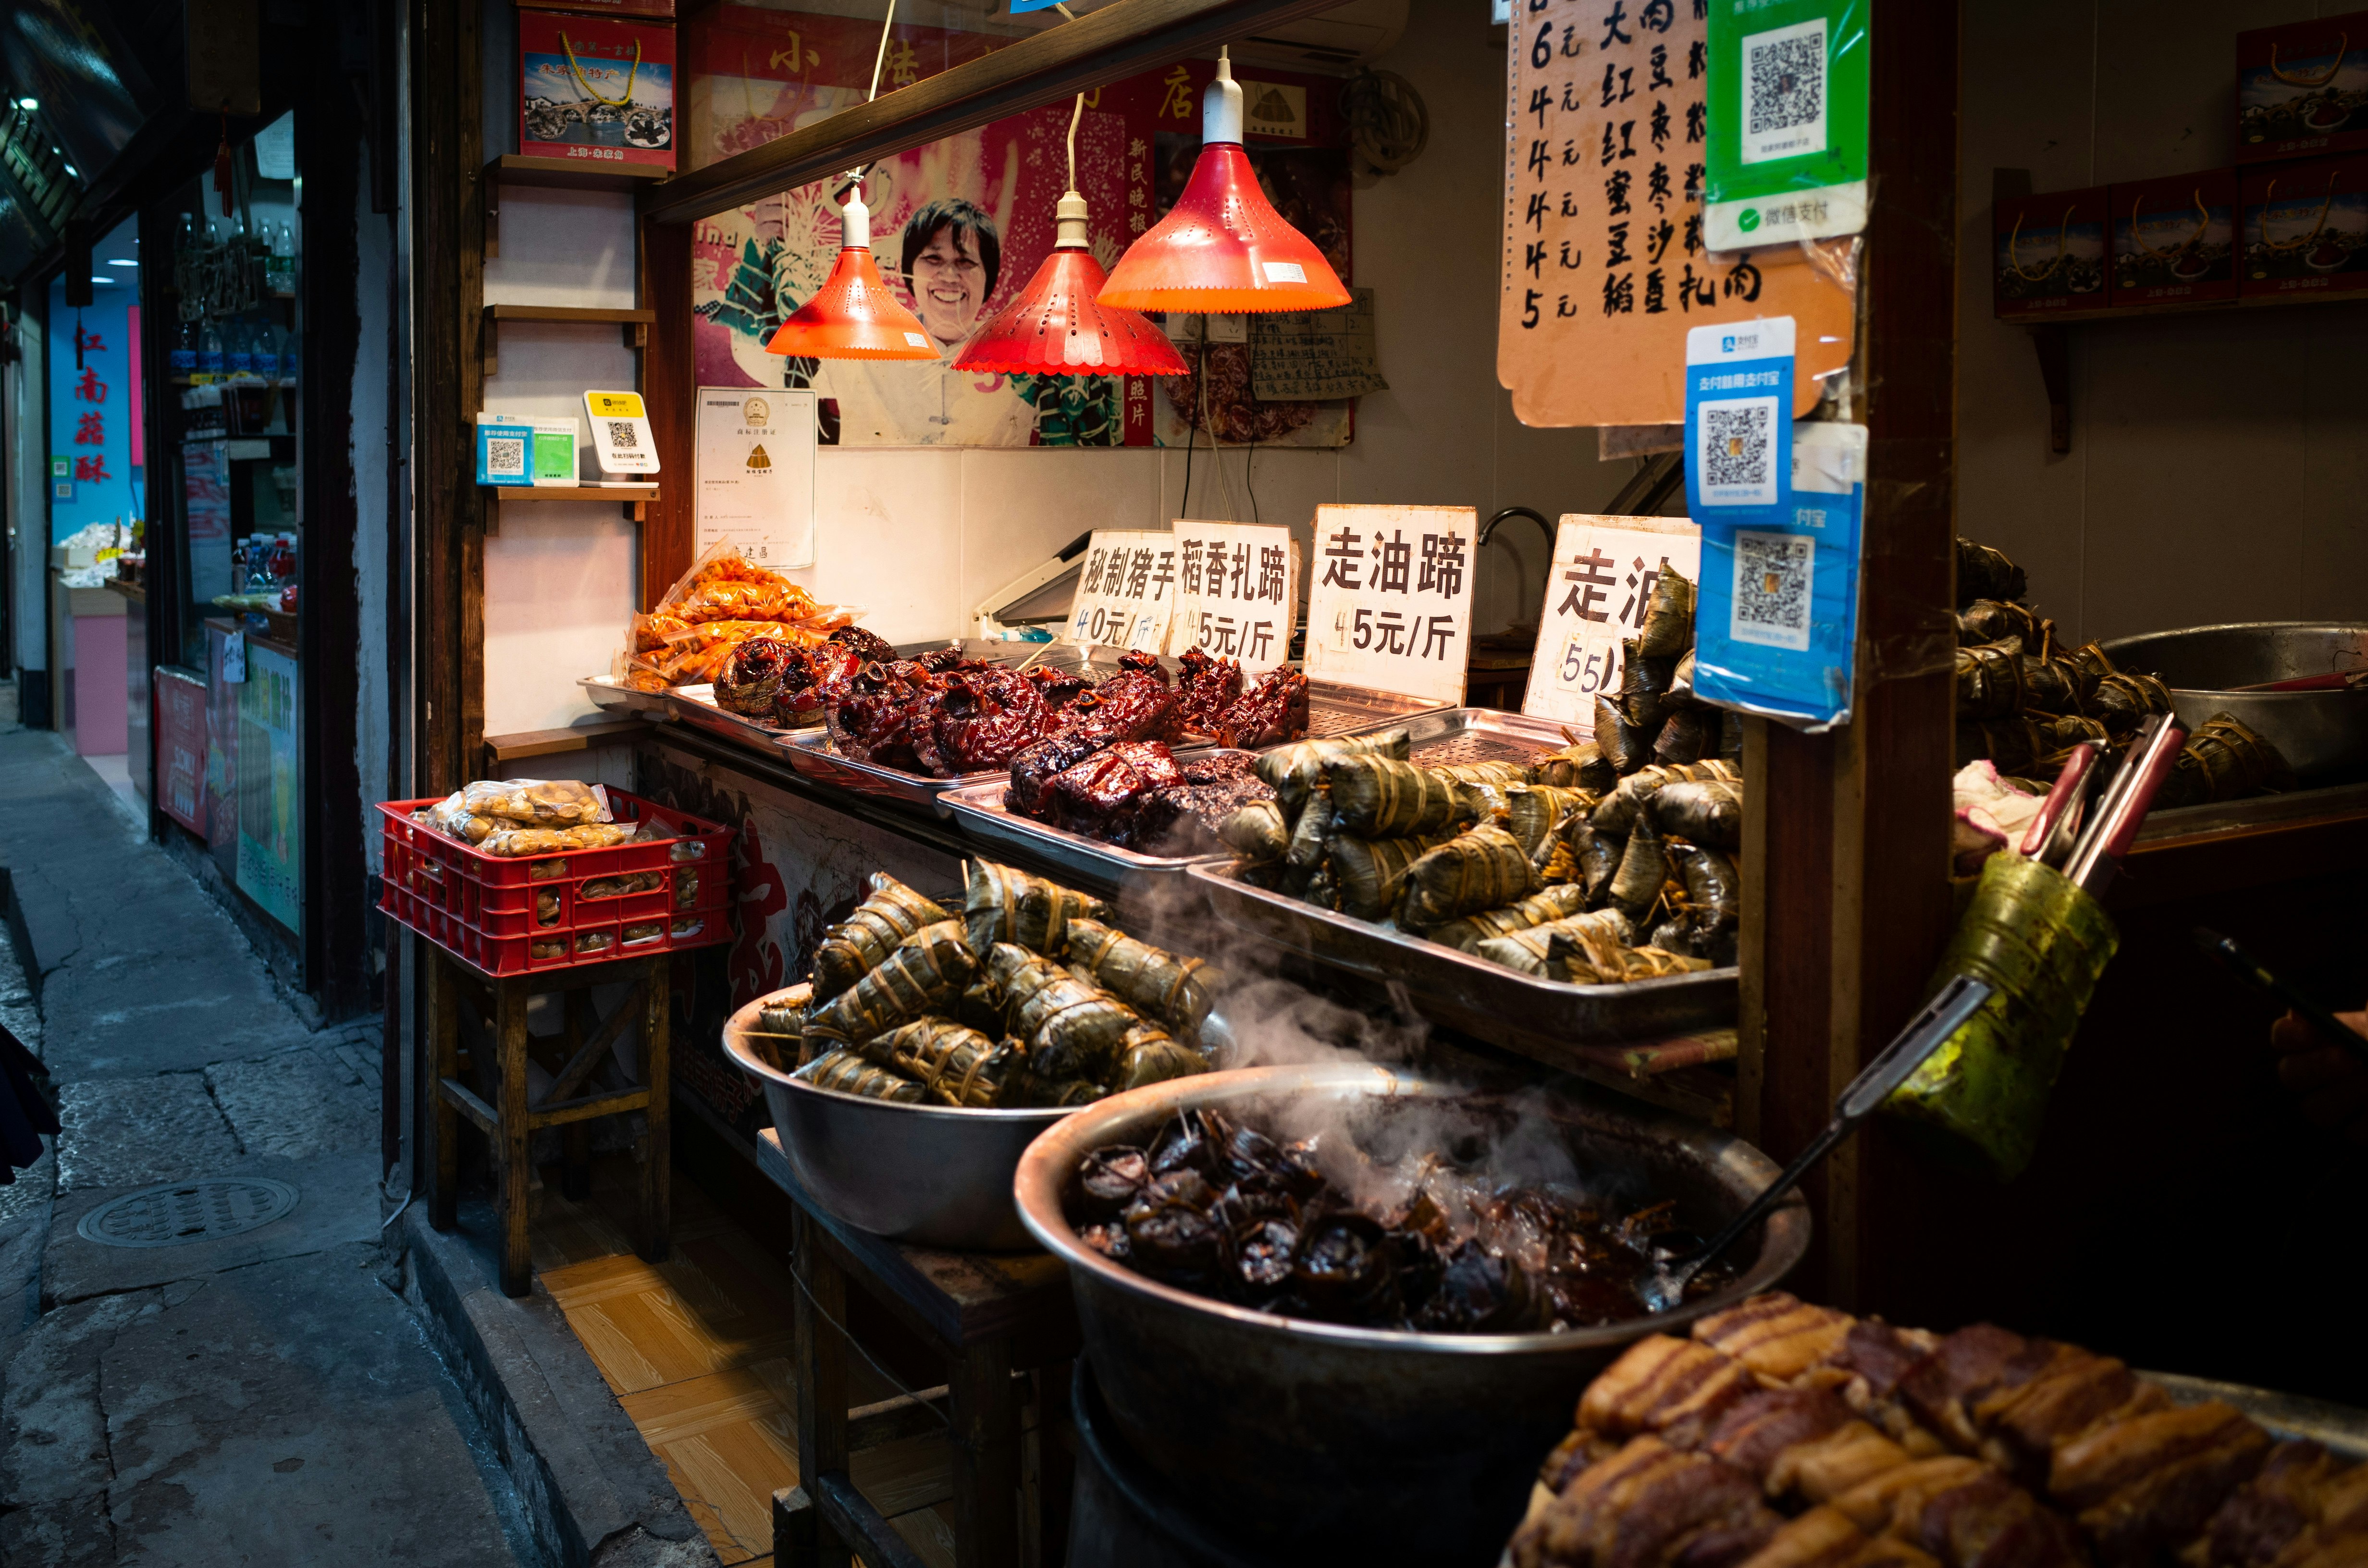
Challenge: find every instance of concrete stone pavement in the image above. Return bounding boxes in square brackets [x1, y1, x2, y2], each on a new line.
[0, 720, 533, 1565]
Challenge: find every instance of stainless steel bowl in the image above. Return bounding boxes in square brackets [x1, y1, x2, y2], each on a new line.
[723, 995, 1074, 1250]
[1012, 1064, 1810, 1565]
[2102, 622, 2368, 784]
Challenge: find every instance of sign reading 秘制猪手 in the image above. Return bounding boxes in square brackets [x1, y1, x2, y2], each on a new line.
[1066, 530, 1179, 652]
[1520, 514, 1702, 729]
[1303, 504, 1477, 707]
[1166, 521, 1298, 673]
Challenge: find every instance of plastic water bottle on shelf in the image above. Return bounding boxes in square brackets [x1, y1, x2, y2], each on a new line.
[279, 322, 300, 381]
[169, 315, 197, 375]
[224, 318, 253, 377]
[269, 223, 295, 293]
[197, 316, 224, 375]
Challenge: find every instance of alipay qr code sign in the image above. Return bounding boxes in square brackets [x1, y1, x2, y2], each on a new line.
[1684, 318, 1795, 514]
[1731, 530, 1814, 652]
[1702, 0, 1868, 249]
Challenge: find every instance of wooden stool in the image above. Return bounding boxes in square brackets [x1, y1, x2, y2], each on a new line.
[423, 944, 671, 1296]
[754, 1130, 1079, 1568]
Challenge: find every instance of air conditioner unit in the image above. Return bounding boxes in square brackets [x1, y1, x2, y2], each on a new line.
[1228, 0, 1409, 73]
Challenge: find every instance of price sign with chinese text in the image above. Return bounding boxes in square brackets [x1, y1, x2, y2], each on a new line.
[1167, 521, 1299, 673]
[1303, 504, 1477, 707]
[1495, 0, 1854, 427]
[1520, 514, 1701, 728]
[1065, 530, 1179, 651]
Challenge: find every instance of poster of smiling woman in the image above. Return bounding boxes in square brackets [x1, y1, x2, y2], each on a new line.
[685, 7, 1357, 447]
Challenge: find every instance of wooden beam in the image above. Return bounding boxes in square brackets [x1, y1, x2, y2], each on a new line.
[1744, 0, 1961, 1312]
[640, 212, 696, 606]
[637, 0, 1346, 226]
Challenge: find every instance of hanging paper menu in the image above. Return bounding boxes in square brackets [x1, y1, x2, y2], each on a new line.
[1065, 530, 1179, 652]
[1303, 504, 1477, 707]
[1495, 0, 1855, 428]
[1166, 521, 1299, 673]
[1521, 514, 1702, 728]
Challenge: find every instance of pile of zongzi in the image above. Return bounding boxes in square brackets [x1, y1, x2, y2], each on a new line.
[752, 863, 1223, 1108]
[1215, 565, 1741, 983]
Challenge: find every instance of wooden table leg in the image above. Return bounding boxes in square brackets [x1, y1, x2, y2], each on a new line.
[496, 977, 533, 1297]
[1035, 1361, 1076, 1568]
[950, 1336, 1019, 1568]
[791, 1208, 854, 1568]
[638, 959, 671, 1265]
[560, 989, 593, 1202]
[775, 1484, 821, 1568]
[428, 951, 459, 1232]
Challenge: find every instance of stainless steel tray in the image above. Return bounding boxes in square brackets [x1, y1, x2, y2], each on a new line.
[1334, 705, 1576, 768]
[1304, 679, 1452, 740]
[780, 732, 1004, 809]
[937, 751, 1255, 899]
[578, 674, 673, 720]
[664, 684, 823, 749]
[1188, 860, 1736, 1050]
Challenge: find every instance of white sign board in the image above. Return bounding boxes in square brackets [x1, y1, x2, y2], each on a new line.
[1303, 504, 1476, 707]
[1520, 514, 1702, 729]
[1065, 530, 1179, 651]
[1166, 520, 1298, 672]
[695, 387, 817, 568]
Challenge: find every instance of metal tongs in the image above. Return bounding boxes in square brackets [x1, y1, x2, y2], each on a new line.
[1639, 974, 1996, 1312]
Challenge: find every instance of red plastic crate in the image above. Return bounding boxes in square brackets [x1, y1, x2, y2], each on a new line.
[377, 789, 733, 976]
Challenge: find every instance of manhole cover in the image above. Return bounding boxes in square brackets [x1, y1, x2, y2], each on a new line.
[76, 1178, 300, 1248]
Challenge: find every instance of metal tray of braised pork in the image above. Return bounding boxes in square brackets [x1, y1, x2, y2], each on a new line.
[937, 749, 1258, 899]
[1189, 861, 1735, 1048]
[663, 684, 823, 749]
[779, 733, 1006, 809]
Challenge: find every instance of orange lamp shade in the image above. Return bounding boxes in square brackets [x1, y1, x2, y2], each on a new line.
[1099, 60, 1349, 315]
[765, 192, 939, 361]
[765, 246, 939, 360]
[957, 245, 1189, 376]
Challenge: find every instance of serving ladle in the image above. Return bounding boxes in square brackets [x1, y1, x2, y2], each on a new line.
[1639, 973, 1996, 1313]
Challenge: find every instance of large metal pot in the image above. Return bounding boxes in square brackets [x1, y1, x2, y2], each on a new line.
[1012, 1064, 1810, 1565]
[723, 995, 1072, 1250]
[2102, 622, 2368, 784]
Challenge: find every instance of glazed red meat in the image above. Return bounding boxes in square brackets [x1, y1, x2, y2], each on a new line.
[1214, 666, 1309, 748]
[1089, 670, 1184, 743]
[920, 668, 1053, 775]
[715, 636, 795, 717]
[1008, 730, 1120, 815]
[1175, 646, 1246, 727]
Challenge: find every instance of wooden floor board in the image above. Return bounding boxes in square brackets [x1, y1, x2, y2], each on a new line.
[541, 1156, 951, 1567]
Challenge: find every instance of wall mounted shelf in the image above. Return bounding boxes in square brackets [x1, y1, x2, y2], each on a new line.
[483, 156, 670, 257]
[481, 304, 656, 379]
[490, 483, 661, 522]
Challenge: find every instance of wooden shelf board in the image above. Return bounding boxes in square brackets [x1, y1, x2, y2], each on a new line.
[485, 154, 671, 192]
[482, 304, 657, 324]
[491, 485, 661, 501]
[2001, 288, 2368, 327]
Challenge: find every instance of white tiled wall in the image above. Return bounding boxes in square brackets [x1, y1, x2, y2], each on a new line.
[1958, 0, 2368, 649]
[479, 1, 1663, 735]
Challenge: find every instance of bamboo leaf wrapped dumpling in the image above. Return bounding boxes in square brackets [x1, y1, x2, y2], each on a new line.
[963, 860, 1110, 959]
[1113, 1025, 1208, 1091]
[990, 943, 1151, 1084]
[1219, 799, 1291, 865]
[1067, 919, 1223, 1043]
[1505, 785, 1597, 862]
[1654, 779, 1744, 851]
[1329, 832, 1457, 921]
[753, 982, 815, 1069]
[795, 1047, 929, 1102]
[804, 919, 977, 1050]
[1423, 883, 1595, 954]
[1533, 739, 1616, 794]
[1324, 756, 1480, 838]
[865, 1017, 1026, 1107]
[1435, 759, 1536, 787]
[1285, 787, 1337, 871]
[1473, 908, 1634, 978]
[1594, 694, 1657, 776]
[811, 874, 950, 1000]
[1255, 728, 1410, 812]
[1398, 825, 1539, 930]
[1636, 563, 1696, 658]
[1608, 819, 1673, 921]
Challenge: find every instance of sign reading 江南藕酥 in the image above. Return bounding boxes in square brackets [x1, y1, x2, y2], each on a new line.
[1303, 504, 1476, 707]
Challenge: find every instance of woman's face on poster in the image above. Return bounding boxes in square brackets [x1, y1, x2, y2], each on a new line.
[909, 224, 986, 345]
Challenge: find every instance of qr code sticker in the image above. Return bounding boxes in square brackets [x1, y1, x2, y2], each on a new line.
[1702, 404, 1774, 495]
[485, 437, 526, 477]
[1742, 19, 1827, 163]
[606, 419, 640, 450]
[1732, 530, 1813, 652]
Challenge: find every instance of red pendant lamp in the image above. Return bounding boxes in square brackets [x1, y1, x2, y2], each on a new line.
[1098, 49, 1351, 314]
[765, 180, 940, 361]
[958, 102, 1189, 377]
